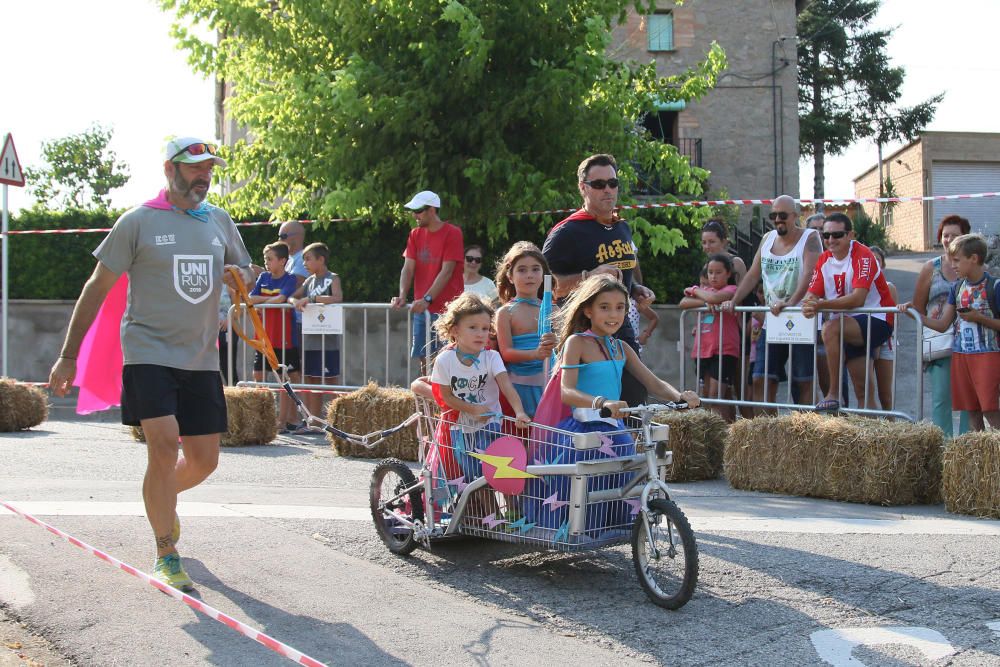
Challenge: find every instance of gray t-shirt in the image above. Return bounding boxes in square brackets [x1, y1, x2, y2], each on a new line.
[301, 271, 340, 352]
[94, 205, 252, 371]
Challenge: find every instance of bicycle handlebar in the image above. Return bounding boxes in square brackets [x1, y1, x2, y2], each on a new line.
[599, 402, 687, 418]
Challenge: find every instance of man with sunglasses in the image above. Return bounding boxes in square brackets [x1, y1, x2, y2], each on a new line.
[722, 194, 821, 409]
[542, 153, 656, 406]
[802, 213, 895, 411]
[391, 190, 465, 373]
[48, 136, 254, 592]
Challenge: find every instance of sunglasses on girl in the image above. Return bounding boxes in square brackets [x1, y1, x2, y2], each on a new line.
[465, 255, 483, 263]
[767, 211, 791, 221]
[170, 142, 219, 161]
[822, 231, 848, 240]
[583, 178, 619, 190]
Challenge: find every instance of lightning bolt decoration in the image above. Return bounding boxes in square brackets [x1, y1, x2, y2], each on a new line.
[553, 520, 570, 543]
[542, 492, 569, 511]
[624, 498, 643, 515]
[446, 475, 468, 493]
[468, 452, 538, 479]
[597, 434, 618, 458]
[507, 517, 537, 534]
[482, 513, 507, 529]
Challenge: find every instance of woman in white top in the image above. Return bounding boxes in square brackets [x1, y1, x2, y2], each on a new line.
[462, 244, 498, 303]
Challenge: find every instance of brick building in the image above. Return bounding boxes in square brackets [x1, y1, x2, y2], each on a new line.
[610, 1, 806, 202]
[854, 132, 1000, 251]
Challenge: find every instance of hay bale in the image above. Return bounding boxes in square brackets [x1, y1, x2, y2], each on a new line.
[652, 408, 727, 481]
[0, 378, 48, 431]
[725, 412, 942, 506]
[326, 382, 419, 460]
[222, 387, 278, 446]
[942, 432, 1000, 518]
[128, 387, 277, 446]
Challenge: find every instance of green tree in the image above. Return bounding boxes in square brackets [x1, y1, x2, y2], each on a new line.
[162, 0, 726, 259]
[798, 0, 940, 205]
[24, 124, 130, 210]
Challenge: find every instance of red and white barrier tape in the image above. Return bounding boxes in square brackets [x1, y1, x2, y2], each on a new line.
[0, 499, 328, 667]
[512, 191, 1000, 217]
[3, 191, 998, 235]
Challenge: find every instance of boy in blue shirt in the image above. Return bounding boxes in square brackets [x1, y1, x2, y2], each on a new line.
[250, 241, 301, 431]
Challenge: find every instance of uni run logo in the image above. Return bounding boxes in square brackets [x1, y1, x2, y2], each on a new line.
[173, 255, 214, 304]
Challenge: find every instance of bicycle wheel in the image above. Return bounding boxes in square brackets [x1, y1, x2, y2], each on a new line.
[631, 497, 698, 610]
[370, 458, 424, 556]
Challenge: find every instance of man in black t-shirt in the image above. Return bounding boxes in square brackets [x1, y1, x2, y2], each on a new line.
[542, 153, 656, 405]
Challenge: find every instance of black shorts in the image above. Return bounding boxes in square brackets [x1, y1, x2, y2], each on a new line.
[121, 364, 227, 436]
[698, 355, 739, 386]
[253, 347, 301, 373]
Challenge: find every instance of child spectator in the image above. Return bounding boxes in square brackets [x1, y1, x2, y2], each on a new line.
[494, 242, 557, 417]
[870, 246, 898, 412]
[250, 241, 301, 432]
[680, 253, 740, 422]
[289, 242, 343, 432]
[901, 234, 1000, 431]
[431, 293, 530, 481]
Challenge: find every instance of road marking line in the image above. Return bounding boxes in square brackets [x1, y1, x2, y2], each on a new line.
[811, 627, 955, 666]
[3, 501, 1000, 535]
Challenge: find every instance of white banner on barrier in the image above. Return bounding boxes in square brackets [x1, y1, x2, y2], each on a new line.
[301, 304, 343, 335]
[765, 311, 814, 345]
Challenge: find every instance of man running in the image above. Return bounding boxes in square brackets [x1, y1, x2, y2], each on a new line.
[48, 136, 254, 591]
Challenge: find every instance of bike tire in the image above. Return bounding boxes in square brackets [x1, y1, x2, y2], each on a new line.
[370, 458, 424, 556]
[631, 497, 698, 610]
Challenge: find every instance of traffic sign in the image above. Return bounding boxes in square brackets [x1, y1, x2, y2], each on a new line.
[0, 133, 25, 187]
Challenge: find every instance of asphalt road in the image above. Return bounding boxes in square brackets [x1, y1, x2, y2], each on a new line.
[2, 415, 999, 667]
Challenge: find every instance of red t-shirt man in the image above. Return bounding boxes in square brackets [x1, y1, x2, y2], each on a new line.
[404, 222, 465, 314]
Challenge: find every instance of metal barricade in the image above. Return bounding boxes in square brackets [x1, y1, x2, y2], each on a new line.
[225, 303, 433, 393]
[678, 305, 923, 421]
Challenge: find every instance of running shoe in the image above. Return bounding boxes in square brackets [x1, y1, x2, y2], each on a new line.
[152, 553, 194, 592]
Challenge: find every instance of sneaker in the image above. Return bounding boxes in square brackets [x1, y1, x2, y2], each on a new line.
[291, 423, 314, 435]
[279, 422, 299, 434]
[172, 513, 181, 546]
[152, 553, 194, 592]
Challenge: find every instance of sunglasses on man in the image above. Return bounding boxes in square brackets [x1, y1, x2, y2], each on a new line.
[767, 211, 791, 222]
[411, 206, 430, 214]
[583, 178, 619, 190]
[821, 231, 848, 240]
[465, 255, 483, 264]
[170, 142, 220, 161]
[278, 232, 300, 240]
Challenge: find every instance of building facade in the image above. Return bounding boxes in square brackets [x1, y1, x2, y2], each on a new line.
[610, 1, 805, 201]
[854, 132, 1000, 251]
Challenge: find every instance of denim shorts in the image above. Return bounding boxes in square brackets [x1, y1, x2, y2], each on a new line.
[751, 329, 815, 382]
[411, 312, 442, 359]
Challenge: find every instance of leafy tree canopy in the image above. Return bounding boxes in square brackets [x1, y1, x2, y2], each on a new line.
[161, 0, 726, 257]
[24, 124, 130, 210]
[798, 0, 940, 198]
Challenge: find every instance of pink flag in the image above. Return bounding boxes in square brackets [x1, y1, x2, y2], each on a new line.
[73, 273, 127, 414]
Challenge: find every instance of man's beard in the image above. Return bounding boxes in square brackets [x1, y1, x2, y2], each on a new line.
[775, 225, 788, 236]
[172, 171, 210, 204]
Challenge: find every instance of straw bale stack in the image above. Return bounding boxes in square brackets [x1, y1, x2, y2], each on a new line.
[942, 432, 1000, 518]
[130, 387, 277, 446]
[652, 408, 727, 481]
[326, 382, 419, 460]
[725, 412, 942, 505]
[0, 378, 48, 431]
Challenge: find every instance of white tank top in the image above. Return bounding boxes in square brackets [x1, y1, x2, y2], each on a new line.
[759, 228, 818, 305]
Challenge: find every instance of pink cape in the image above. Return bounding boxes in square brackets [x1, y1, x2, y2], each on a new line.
[72, 191, 174, 414]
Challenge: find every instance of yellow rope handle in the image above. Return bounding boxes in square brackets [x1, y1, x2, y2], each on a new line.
[226, 266, 281, 373]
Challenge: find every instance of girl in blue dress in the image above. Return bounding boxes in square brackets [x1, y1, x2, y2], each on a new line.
[495, 242, 558, 417]
[526, 275, 700, 535]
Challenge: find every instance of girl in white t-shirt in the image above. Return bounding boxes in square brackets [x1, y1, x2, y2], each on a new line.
[431, 293, 530, 481]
